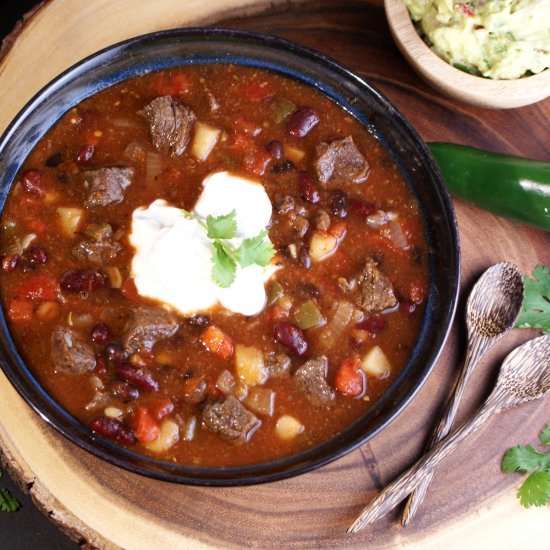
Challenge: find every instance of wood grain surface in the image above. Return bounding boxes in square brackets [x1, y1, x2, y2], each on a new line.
[0, 1, 549, 548]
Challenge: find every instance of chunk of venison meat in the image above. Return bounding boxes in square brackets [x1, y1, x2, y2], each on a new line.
[122, 305, 179, 353]
[293, 355, 334, 405]
[72, 239, 122, 267]
[139, 95, 196, 157]
[202, 396, 261, 443]
[356, 256, 397, 313]
[83, 167, 134, 207]
[313, 136, 369, 185]
[51, 325, 96, 374]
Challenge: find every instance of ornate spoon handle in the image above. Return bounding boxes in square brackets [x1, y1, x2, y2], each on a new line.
[401, 335, 491, 525]
[348, 396, 500, 534]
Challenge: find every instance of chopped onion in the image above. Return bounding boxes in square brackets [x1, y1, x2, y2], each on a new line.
[111, 117, 140, 129]
[386, 220, 409, 249]
[366, 210, 389, 229]
[321, 301, 354, 347]
[245, 388, 275, 416]
[145, 151, 164, 184]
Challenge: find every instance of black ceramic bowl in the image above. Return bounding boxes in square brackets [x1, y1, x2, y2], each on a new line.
[0, 28, 459, 485]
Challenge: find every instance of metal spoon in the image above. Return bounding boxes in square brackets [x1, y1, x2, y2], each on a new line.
[402, 262, 524, 525]
[348, 334, 550, 533]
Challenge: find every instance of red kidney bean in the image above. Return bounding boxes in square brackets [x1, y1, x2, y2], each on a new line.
[274, 322, 308, 356]
[348, 198, 376, 217]
[1, 254, 19, 272]
[399, 301, 416, 316]
[287, 107, 319, 138]
[89, 416, 136, 446]
[91, 323, 110, 344]
[21, 169, 44, 196]
[329, 190, 348, 218]
[116, 362, 159, 392]
[93, 354, 108, 377]
[105, 342, 128, 363]
[60, 269, 105, 293]
[266, 140, 283, 159]
[76, 143, 95, 164]
[357, 315, 386, 337]
[299, 171, 320, 204]
[111, 380, 140, 402]
[27, 246, 48, 265]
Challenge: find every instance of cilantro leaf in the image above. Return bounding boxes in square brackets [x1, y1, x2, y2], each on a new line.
[517, 471, 550, 508]
[540, 423, 550, 446]
[235, 230, 276, 268]
[211, 241, 237, 288]
[515, 265, 550, 333]
[206, 210, 237, 240]
[502, 445, 550, 473]
[0, 488, 20, 512]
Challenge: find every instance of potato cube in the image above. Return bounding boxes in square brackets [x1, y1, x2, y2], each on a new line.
[309, 231, 337, 263]
[191, 121, 220, 161]
[235, 344, 267, 387]
[361, 345, 391, 379]
[56, 207, 83, 236]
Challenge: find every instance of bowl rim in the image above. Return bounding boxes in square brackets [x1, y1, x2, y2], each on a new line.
[384, 0, 550, 109]
[0, 26, 460, 486]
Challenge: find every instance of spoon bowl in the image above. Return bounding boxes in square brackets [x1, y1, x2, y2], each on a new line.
[402, 262, 524, 524]
[349, 334, 550, 533]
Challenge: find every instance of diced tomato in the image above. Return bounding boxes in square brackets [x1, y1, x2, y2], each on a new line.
[230, 132, 254, 155]
[134, 407, 160, 443]
[243, 81, 273, 101]
[200, 325, 234, 360]
[150, 71, 190, 96]
[456, 2, 475, 16]
[150, 399, 175, 422]
[233, 117, 262, 136]
[7, 299, 34, 322]
[334, 355, 365, 397]
[14, 274, 58, 301]
[25, 217, 47, 235]
[244, 149, 272, 176]
[121, 277, 140, 302]
[329, 221, 347, 239]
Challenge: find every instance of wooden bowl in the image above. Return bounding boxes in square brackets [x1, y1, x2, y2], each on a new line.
[384, 0, 550, 109]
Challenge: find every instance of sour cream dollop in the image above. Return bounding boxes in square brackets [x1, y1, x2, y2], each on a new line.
[129, 171, 275, 316]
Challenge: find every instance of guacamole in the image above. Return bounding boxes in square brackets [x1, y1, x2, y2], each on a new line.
[404, 0, 550, 79]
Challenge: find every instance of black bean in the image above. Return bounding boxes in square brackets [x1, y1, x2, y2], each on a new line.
[89, 416, 136, 446]
[329, 190, 348, 218]
[271, 160, 295, 174]
[298, 245, 311, 269]
[45, 151, 65, 168]
[111, 380, 140, 402]
[266, 140, 283, 159]
[297, 282, 320, 298]
[274, 322, 308, 356]
[287, 107, 320, 138]
[186, 314, 211, 329]
[105, 342, 128, 363]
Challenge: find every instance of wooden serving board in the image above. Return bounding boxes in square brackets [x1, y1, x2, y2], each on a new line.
[0, 1, 549, 548]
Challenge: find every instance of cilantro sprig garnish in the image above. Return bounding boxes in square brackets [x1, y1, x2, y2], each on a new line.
[0, 470, 20, 512]
[515, 265, 550, 334]
[183, 209, 275, 288]
[502, 422, 550, 508]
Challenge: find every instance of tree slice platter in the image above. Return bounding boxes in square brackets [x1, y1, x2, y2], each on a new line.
[0, 0, 549, 548]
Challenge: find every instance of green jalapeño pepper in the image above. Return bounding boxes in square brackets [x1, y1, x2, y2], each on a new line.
[429, 142, 550, 232]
